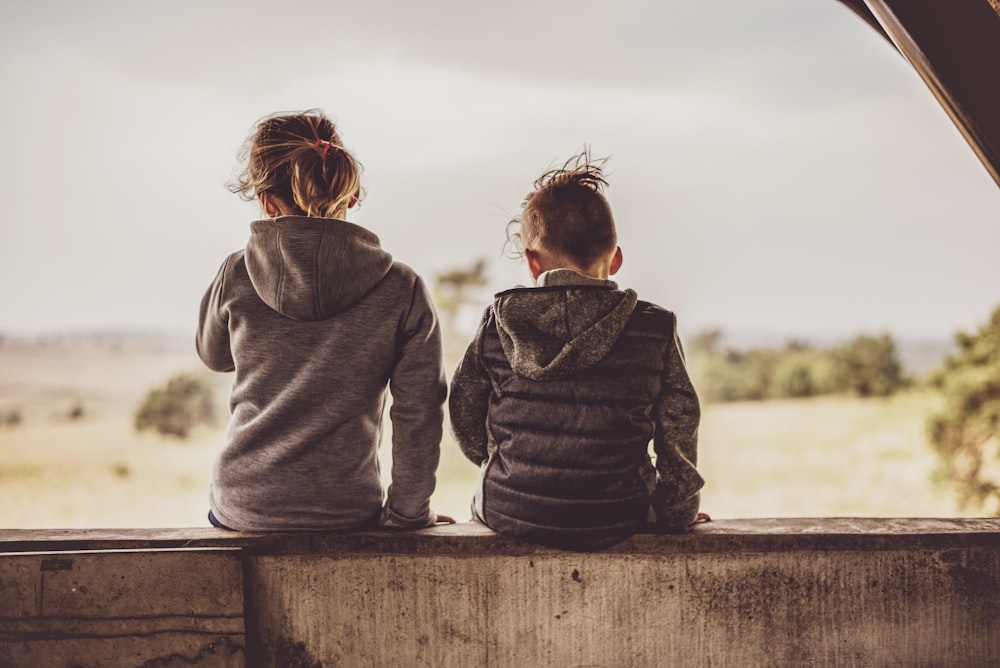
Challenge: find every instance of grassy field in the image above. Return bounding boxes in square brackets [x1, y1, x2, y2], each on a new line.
[0, 338, 980, 529]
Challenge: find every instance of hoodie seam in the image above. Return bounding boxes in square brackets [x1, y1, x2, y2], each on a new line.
[404, 273, 420, 335]
[391, 272, 420, 364]
[477, 308, 494, 386]
[213, 254, 233, 328]
[274, 226, 286, 314]
[484, 309, 505, 394]
[313, 225, 326, 320]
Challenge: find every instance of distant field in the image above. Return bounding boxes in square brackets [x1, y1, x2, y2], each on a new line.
[697, 391, 970, 518]
[0, 338, 979, 529]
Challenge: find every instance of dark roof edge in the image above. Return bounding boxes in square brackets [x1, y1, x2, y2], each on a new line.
[838, 0, 1000, 188]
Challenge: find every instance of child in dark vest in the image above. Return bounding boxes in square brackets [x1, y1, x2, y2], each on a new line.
[197, 110, 452, 531]
[449, 151, 705, 550]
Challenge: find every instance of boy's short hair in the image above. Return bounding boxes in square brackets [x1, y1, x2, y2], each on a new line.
[510, 150, 617, 268]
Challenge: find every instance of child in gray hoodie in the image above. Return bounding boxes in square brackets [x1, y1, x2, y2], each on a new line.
[449, 152, 705, 550]
[197, 110, 450, 532]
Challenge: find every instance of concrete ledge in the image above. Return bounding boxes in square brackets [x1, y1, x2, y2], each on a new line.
[1, 517, 998, 554]
[1, 519, 998, 667]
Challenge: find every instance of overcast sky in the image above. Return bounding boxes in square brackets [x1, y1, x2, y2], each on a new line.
[1, 0, 998, 343]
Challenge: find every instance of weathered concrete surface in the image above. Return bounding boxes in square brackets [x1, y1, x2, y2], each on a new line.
[0, 519, 997, 668]
[244, 543, 999, 667]
[246, 554, 491, 667]
[0, 550, 245, 668]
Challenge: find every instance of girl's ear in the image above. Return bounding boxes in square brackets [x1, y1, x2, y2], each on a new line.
[348, 189, 360, 209]
[609, 246, 623, 276]
[260, 194, 280, 218]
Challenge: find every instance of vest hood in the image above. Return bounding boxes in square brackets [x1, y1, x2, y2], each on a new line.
[493, 270, 638, 381]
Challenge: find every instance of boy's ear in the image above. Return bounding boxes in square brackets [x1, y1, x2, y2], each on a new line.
[525, 248, 544, 280]
[609, 247, 623, 276]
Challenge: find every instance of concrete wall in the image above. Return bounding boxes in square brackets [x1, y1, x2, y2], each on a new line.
[0, 549, 245, 667]
[1, 519, 998, 667]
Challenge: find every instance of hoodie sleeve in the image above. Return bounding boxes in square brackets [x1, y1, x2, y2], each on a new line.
[383, 274, 447, 528]
[448, 309, 494, 466]
[196, 257, 235, 373]
[651, 315, 704, 530]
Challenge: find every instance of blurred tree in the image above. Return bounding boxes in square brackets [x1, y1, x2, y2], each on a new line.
[1, 409, 22, 427]
[927, 306, 1000, 514]
[134, 372, 216, 439]
[831, 333, 907, 397]
[434, 259, 489, 366]
[770, 343, 846, 399]
[687, 331, 907, 403]
[434, 259, 489, 326]
[770, 355, 816, 399]
[687, 328, 723, 356]
[67, 401, 86, 421]
[689, 346, 779, 402]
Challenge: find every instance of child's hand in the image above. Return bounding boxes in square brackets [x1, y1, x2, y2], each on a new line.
[379, 506, 456, 529]
[691, 512, 711, 524]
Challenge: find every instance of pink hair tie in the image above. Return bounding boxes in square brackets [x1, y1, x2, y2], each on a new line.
[316, 139, 334, 158]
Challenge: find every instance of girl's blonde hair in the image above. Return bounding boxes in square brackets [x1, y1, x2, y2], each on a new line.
[229, 109, 364, 218]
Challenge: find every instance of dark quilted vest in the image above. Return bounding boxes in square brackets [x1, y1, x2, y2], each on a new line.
[479, 300, 676, 549]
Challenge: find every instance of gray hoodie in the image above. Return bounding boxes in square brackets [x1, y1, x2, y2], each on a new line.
[197, 216, 446, 531]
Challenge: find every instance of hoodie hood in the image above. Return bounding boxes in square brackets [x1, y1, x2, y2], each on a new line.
[494, 269, 638, 381]
[245, 216, 393, 321]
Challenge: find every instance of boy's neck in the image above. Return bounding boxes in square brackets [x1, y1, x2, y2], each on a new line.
[536, 268, 617, 288]
[526, 246, 622, 283]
